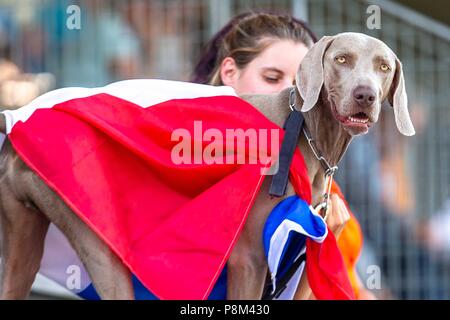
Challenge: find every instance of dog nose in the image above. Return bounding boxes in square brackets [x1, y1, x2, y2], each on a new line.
[353, 86, 376, 107]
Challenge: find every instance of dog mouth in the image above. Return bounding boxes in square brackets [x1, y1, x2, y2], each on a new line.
[331, 100, 372, 131]
[340, 112, 370, 126]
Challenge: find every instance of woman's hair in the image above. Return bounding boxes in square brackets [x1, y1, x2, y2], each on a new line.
[191, 12, 317, 85]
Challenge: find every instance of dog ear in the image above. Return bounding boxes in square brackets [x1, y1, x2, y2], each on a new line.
[296, 36, 335, 112]
[388, 57, 415, 136]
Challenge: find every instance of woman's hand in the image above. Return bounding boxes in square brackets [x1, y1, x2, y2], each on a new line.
[325, 193, 351, 239]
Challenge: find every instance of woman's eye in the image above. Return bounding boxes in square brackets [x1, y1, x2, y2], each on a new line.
[380, 64, 390, 72]
[264, 76, 279, 83]
[335, 56, 346, 64]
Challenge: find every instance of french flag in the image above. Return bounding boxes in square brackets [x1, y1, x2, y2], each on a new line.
[1, 79, 354, 300]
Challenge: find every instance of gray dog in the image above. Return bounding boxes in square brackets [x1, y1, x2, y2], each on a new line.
[0, 33, 414, 299]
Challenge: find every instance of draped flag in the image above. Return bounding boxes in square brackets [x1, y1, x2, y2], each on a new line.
[1, 79, 353, 300]
[263, 195, 328, 300]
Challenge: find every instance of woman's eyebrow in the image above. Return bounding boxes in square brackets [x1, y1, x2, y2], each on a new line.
[262, 67, 284, 74]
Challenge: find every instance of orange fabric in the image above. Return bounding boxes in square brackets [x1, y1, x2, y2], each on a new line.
[331, 181, 364, 298]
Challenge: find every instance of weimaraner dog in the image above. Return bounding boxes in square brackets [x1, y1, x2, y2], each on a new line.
[0, 33, 414, 299]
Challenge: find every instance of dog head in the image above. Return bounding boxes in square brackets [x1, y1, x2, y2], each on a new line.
[296, 32, 415, 136]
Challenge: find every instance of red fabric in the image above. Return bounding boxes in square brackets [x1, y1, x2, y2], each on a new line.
[290, 161, 355, 300]
[9, 92, 352, 300]
[306, 235, 355, 300]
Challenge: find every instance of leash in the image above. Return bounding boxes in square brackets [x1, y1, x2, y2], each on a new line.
[269, 88, 338, 218]
[302, 126, 338, 219]
[268, 89, 304, 197]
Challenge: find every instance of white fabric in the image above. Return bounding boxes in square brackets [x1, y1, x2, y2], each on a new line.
[1, 79, 237, 134]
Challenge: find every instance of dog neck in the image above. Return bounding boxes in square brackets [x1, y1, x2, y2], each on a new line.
[296, 90, 352, 204]
[242, 88, 352, 205]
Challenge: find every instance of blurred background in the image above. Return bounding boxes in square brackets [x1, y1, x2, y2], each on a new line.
[0, 0, 448, 300]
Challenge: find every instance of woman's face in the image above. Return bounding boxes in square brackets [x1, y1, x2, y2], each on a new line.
[221, 39, 309, 95]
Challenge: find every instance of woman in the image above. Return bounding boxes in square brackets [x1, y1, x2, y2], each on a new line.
[192, 11, 373, 299]
[192, 12, 314, 94]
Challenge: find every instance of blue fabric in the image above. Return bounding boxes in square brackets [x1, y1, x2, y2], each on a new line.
[263, 195, 299, 253]
[277, 232, 306, 280]
[78, 267, 227, 300]
[263, 195, 327, 293]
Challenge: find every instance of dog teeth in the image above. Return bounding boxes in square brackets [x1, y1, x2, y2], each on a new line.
[347, 116, 368, 124]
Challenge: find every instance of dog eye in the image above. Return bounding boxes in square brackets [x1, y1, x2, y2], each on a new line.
[335, 56, 346, 64]
[380, 64, 390, 72]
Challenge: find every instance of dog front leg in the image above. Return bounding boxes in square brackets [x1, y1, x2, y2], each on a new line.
[226, 178, 281, 300]
[227, 236, 267, 300]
